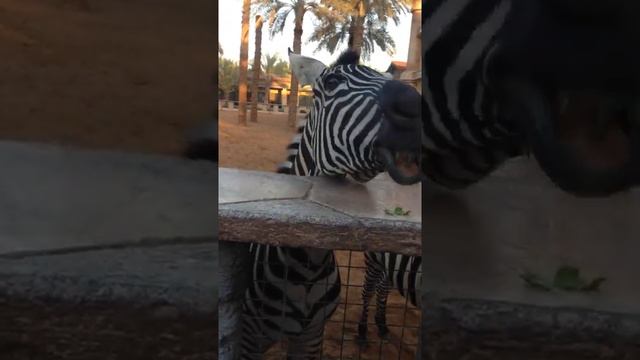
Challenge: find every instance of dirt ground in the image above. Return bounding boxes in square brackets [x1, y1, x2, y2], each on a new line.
[220, 109, 421, 359]
[0, 0, 214, 155]
[219, 108, 296, 172]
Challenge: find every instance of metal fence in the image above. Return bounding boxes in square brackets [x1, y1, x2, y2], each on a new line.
[241, 249, 420, 360]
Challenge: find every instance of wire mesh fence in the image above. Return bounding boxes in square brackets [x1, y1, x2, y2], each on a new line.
[248, 249, 421, 360]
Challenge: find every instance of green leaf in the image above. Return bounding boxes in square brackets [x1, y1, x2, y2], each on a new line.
[520, 272, 552, 292]
[385, 207, 410, 216]
[521, 266, 606, 293]
[553, 266, 586, 291]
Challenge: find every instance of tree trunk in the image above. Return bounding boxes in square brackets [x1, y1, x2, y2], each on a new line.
[350, 2, 366, 57]
[250, 16, 263, 123]
[237, 0, 250, 126]
[287, 5, 305, 129]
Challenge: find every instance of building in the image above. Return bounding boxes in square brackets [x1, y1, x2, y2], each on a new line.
[223, 72, 313, 109]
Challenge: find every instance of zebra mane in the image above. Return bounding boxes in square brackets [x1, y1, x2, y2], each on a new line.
[333, 50, 360, 67]
[276, 49, 360, 175]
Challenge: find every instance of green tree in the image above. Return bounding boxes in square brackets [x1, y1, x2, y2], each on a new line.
[309, 0, 410, 60]
[218, 57, 239, 101]
[254, 0, 321, 128]
[273, 58, 290, 76]
[263, 53, 290, 77]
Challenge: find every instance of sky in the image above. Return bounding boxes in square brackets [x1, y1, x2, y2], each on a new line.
[218, 0, 413, 72]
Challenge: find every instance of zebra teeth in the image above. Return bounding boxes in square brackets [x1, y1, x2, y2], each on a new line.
[377, 148, 421, 185]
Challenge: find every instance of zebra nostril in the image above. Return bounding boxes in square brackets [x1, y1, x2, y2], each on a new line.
[381, 81, 421, 127]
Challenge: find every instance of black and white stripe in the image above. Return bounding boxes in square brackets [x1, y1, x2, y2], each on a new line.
[278, 61, 389, 183]
[240, 244, 341, 359]
[422, 0, 525, 189]
[357, 252, 422, 342]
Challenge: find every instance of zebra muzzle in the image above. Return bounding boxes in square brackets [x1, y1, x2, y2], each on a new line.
[505, 78, 640, 195]
[377, 147, 421, 185]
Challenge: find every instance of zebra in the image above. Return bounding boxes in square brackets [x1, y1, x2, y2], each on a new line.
[422, 0, 640, 196]
[357, 252, 422, 344]
[237, 49, 423, 360]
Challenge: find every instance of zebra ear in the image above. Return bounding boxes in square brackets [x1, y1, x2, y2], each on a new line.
[288, 51, 327, 88]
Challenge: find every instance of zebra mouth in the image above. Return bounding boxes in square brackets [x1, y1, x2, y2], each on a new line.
[508, 79, 640, 196]
[554, 91, 638, 171]
[377, 148, 421, 185]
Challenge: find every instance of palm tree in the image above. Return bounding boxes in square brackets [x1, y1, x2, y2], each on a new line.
[254, 0, 321, 128]
[238, 0, 251, 126]
[272, 58, 290, 76]
[263, 53, 279, 75]
[250, 15, 264, 123]
[309, 0, 410, 60]
[263, 53, 290, 77]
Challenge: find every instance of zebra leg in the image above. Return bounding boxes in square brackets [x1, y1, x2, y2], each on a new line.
[357, 261, 383, 345]
[286, 321, 325, 360]
[374, 274, 392, 340]
[239, 306, 276, 360]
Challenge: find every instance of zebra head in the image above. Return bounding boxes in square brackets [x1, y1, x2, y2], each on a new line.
[288, 49, 422, 185]
[482, 0, 640, 196]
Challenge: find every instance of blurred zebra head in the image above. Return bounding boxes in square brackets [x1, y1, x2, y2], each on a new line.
[288, 49, 422, 185]
[482, 0, 640, 195]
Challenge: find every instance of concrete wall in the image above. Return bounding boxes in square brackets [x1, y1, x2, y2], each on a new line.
[424, 157, 640, 356]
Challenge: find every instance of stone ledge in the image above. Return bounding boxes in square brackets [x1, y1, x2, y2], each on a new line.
[424, 157, 640, 358]
[219, 167, 421, 256]
[0, 141, 216, 255]
[0, 242, 216, 314]
[426, 298, 640, 359]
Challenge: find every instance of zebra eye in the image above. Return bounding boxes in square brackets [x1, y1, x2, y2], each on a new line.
[323, 75, 343, 91]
